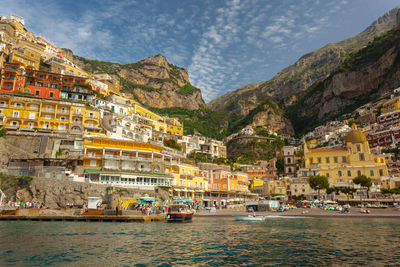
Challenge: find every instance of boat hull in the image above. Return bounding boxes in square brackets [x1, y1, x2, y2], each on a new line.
[166, 213, 193, 222]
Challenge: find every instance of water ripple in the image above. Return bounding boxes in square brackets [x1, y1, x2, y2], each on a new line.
[0, 218, 400, 265]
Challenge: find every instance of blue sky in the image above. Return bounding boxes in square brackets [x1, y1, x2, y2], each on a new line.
[2, 0, 400, 102]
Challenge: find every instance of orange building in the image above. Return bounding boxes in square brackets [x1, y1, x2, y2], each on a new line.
[211, 170, 249, 193]
[0, 63, 92, 100]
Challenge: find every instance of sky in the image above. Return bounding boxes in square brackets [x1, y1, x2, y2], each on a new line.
[1, 0, 400, 102]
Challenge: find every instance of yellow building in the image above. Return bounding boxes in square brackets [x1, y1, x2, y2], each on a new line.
[0, 94, 101, 134]
[262, 179, 287, 196]
[169, 163, 209, 200]
[10, 37, 45, 70]
[381, 97, 400, 114]
[300, 125, 389, 187]
[83, 137, 173, 190]
[249, 179, 264, 191]
[165, 118, 183, 135]
[131, 104, 183, 135]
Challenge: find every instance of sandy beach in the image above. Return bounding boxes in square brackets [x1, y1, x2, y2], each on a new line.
[194, 207, 400, 218]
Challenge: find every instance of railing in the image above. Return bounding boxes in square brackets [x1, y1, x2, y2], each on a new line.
[58, 109, 69, 114]
[180, 174, 195, 179]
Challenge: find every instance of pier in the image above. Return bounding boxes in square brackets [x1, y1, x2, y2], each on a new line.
[0, 214, 166, 222]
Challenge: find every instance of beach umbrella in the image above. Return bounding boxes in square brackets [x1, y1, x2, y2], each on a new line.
[184, 199, 195, 203]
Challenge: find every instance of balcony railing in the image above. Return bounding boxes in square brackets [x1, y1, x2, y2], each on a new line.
[180, 174, 195, 179]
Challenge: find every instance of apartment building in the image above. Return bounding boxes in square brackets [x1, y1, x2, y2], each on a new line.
[83, 137, 173, 190]
[0, 94, 101, 135]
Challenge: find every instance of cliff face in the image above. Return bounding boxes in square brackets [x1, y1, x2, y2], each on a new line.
[288, 27, 400, 133]
[207, 7, 399, 126]
[70, 54, 206, 110]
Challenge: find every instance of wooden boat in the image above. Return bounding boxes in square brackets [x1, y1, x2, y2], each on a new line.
[166, 204, 194, 222]
[234, 215, 267, 221]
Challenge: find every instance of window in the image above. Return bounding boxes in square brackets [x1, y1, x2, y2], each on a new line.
[356, 144, 361, 152]
[309, 157, 313, 164]
[359, 153, 365, 161]
[334, 157, 338, 163]
[51, 84, 57, 88]
[326, 173, 330, 178]
[317, 157, 321, 163]
[379, 169, 383, 176]
[338, 171, 342, 177]
[45, 173, 50, 179]
[223, 184, 227, 189]
[357, 170, 361, 176]
[342, 156, 347, 163]
[326, 157, 330, 163]
[35, 90, 40, 96]
[49, 92, 54, 98]
[370, 170, 374, 176]
[347, 170, 351, 176]
[13, 111, 19, 118]
[24, 89, 30, 93]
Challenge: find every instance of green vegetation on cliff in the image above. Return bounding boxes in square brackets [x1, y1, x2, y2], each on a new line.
[286, 26, 400, 135]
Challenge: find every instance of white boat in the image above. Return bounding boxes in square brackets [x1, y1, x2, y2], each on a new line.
[234, 215, 266, 221]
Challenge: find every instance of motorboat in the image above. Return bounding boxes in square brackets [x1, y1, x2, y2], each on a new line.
[166, 204, 194, 222]
[234, 215, 266, 221]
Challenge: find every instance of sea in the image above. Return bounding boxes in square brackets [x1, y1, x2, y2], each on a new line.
[0, 217, 399, 266]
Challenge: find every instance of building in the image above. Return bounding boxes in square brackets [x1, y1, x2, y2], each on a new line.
[283, 146, 296, 177]
[169, 163, 209, 201]
[299, 125, 389, 187]
[290, 178, 316, 199]
[0, 94, 101, 135]
[381, 97, 400, 114]
[366, 126, 400, 148]
[83, 137, 173, 190]
[9, 37, 45, 70]
[36, 36, 63, 59]
[0, 63, 93, 101]
[208, 170, 252, 207]
[93, 73, 120, 93]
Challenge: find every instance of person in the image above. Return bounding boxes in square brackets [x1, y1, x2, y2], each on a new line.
[115, 204, 119, 216]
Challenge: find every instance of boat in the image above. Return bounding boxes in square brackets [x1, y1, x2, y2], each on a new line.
[234, 215, 267, 221]
[166, 204, 194, 222]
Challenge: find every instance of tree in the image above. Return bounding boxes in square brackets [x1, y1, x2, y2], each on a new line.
[326, 187, 336, 200]
[276, 156, 284, 175]
[308, 175, 329, 200]
[353, 175, 372, 199]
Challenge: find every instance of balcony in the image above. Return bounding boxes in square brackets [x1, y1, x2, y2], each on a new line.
[73, 111, 82, 115]
[42, 108, 55, 114]
[180, 174, 195, 179]
[58, 109, 69, 114]
[85, 153, 102, 159]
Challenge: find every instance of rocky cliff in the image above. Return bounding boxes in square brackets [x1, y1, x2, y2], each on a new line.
[287, 26, 400, 133]
[207, 7, 400, 132]
[70, 53, 206, 110]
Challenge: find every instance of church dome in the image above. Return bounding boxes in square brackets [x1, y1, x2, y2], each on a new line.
[345, 129, 367, 143]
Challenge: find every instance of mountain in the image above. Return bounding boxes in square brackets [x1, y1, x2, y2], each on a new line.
[208, 7, 400, 133]
[287, 25, 400, 133]
[67, 53, 205, 110]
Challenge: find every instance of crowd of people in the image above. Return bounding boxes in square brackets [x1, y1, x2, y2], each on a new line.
[1, 200, 44, 209]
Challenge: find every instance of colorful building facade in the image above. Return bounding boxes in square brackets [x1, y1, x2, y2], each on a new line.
[83, 137, 173, 190]
[0, 94, 101, 134]
[300, 126, 389, 187]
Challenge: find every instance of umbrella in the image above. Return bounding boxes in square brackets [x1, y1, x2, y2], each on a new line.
[184, 199, 195, 203]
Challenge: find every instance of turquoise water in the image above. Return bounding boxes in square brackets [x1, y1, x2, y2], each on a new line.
[0, 217, 399, 266]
